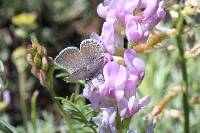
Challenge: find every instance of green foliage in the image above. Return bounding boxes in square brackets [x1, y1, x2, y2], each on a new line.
[131, 40, 200, 132]
[0, 119, 18, 133]
[56, 93, 98, 133]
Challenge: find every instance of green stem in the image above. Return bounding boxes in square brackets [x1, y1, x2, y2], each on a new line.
[74, 83, 80, 95]
[46, 67, 75, 132]
[19, 72, 28, 132]
[175, 12, 190, 133]
[31, 90, 39, 133]
[48, 85, 75, 132]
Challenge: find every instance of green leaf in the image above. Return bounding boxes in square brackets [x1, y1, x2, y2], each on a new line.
[60, 93, 98, 132]
[0, 119, 18, 133]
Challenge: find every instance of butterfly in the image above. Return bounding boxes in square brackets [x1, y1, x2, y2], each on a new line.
[54, 39, 104, 81]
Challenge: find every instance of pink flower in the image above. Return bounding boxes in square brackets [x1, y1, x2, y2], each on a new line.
[124, 49, 145, 80]
[83, 49, 150, 118]
[97, 0, 166, 53]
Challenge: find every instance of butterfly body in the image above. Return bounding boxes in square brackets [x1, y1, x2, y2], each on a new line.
[54, 39, 104, 81]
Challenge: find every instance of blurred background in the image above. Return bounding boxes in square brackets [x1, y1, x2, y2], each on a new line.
[0, 0, 200, 132]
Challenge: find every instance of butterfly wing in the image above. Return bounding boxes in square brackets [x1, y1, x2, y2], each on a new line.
[64, 67, 89, 81]
[55, 39, 105, 81]
[79, 39, 104, 80]
[80, 39, 104, 65]
[86, 56, 104, 76]
[64, 58, 104, 81]
[54, 47, 84, 73]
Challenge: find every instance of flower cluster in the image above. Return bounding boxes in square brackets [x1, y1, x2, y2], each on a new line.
[26, 36, 54, 87]
[83, 49, 151, 132]
[97, 0, 165, 54]
[82, 0, 166, 132]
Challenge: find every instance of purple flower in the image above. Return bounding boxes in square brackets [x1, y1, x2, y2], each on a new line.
[100, 11, 124, 54]
[124, 49, 145, 80]
[83, 49, 150, 118]
[83, 80, 113, 108]
[115, 0, 141, 24]
[97, 0, 120, 19]
[142, 0, 159, 20]
[93, 109, 116, 133]
[124, 0, 165, 43]
[125, 15, 149, 42]
[119, 95, 151, 118]
[99, 61, 128, 101]
[97, 0, 166, 53]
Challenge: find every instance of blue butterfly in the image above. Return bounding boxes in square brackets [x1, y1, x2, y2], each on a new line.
[54, 39, 104, 81]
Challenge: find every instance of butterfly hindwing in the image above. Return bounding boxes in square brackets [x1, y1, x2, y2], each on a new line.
[65, 57, 104, 81]
[54, 47, 84, 73]
[64, 67, 89, 81]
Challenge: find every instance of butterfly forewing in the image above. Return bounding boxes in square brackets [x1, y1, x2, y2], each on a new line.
[54, 47, 84, 73]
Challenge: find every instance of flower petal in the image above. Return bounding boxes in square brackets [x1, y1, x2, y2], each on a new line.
[103, 62, 120, 84]
[143, 0, 159, 20]
[139, 96, 151, 108]
[128, 96, 139, 114]
[114, 65, 128, 89]
[115, 90, 124, 102]
[97, 3, 108, 19]
[125, 15, 143, 42]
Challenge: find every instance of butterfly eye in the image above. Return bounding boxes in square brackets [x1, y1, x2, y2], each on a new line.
[96, 44, 101, 48]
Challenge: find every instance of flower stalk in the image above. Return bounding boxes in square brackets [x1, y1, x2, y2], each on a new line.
[175, 11, 190, 133]
[27, 35, 75, 132]
[18, 72, 28, 131]
[12, 47, 29, 132]
[31, 90, 39, 133]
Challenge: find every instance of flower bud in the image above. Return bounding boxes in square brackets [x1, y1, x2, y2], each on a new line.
[34, 53, 42, 67]
[37, 45, 47, 56]
[39, 69, 46, 85]
[26, 53, 34, 64]
[168, 109, 181, 119]
[42, 56, 49, 71]
[147, 33, 167, 46]
[190, 96, 200, 104]
[184, 3, 199, 16]
[169, 10, 179, 21]
[27, 44, 38, 58]
[31, 64, 39, 78]
[31, 35, 39, 48]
